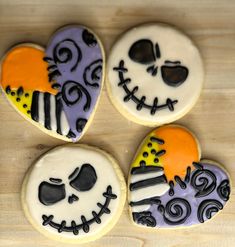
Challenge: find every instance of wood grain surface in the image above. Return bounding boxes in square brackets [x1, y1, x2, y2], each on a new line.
[0, 0, 235, 246]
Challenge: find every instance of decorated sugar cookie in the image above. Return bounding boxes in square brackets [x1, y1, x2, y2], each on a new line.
[0, 25, 104, 141]
[128, 125, 231, 228]
[107, 23, 204, 126]
[21, 145, 126, 243]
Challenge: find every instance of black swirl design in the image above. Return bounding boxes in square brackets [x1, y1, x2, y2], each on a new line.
[197, 199, 223, 223]
[61, 81, 91, 111]
[158, 198, 191, 225]
[53, 39, 82, 72]
[83, 59, 102, 88]
[132, 211, 156, 227]
[217, 179, 230, 201]
[191, 168, 217, 198]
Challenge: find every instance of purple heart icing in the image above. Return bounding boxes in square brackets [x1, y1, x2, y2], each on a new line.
[130, 161, 231, 228]
[44, 26, 104, 141]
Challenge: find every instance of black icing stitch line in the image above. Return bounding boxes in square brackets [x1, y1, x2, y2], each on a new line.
[113, 60, 178, 115]
[42, 185, 117, 235]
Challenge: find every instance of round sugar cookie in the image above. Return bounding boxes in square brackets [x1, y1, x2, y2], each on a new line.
[128, 125, 231, 229]
[0, 25, 105, 142]
[21, 144, 126, 243]
[107, 23, 204, 126]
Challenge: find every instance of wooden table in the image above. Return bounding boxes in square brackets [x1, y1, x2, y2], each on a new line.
[0, 0, 235, 246]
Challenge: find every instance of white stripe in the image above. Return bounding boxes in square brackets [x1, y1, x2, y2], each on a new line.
[38, 93, 44, 126]
[60, 110, 70, 136]
[130, 171, 164, 184]
[130, 183, 170, 202]
[131, 205, 150, 213]
[50, 95, 57, 131]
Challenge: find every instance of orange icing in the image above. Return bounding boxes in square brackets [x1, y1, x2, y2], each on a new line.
[1, 46, 57, 95]
[153, 125, 200, 182]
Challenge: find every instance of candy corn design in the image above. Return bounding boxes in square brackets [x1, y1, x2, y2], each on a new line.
[128, 125, 231, 228]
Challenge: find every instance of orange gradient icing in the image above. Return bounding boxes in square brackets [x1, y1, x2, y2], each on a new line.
[1, 46, 56, 95]
[153, 125, 200, 182]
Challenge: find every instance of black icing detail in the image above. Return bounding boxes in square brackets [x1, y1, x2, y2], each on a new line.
[158, 198, 191, 225]
[83, 59, 102, 88]
[113, 60, 178, 114]
[55, 94, 63, 135]
[44, 39, 82, 83]
[82, 29, 97, 47]
[69, 164, 97, 191]
[42, 185, 117, 234]
[161, 65, 189, 87]
[5, 85, 11, 94]
[217, 179, 230, 201]
[76, 118, 87, 132]
[68, 194, 79, 204]
[49, 178, 62, 183]
[132, 211, 156, 227]
[150, 137, 165, 144]
[175, 176, 186, 189]
[61, 80, 91, 111]
[131, 166, 163, 175]
[44, 93, 51, 130]
[129, 39, 156, 65]
[17, 86, 24, 96]
[130, 197, 161, 207]
[38, 181, 66, 206]
[191, 167, 217, 198]
[155, 150, 166, 157]
[67, 130, 76, 139]
[129, 175, 167, 191]
[184, 166, 191, 183]
[31, 91, 40, 121]
[197, 199, 223, 223]
[168, 181, 174, 196]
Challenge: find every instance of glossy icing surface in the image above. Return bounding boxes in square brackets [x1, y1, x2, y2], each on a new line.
[0, 25, 104, 141]
[23, 145, 124, 240]
[129, 125, 231, 228]
[107, 23, 204, 125]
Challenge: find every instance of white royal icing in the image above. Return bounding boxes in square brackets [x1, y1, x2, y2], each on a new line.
[24, 145, 123, 239]
[107, 23, 204, 125]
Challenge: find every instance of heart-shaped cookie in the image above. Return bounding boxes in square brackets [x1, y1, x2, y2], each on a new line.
[0, 25, 104, 142]
[128, 125, 231, 228]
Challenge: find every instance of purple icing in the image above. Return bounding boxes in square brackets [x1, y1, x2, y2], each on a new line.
[132, 162, 230, 228]
[45, 26, 103, 141]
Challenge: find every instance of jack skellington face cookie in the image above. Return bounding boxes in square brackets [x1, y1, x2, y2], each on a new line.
[128, 125, 231, 228]
[107, 23, 204, 126]
[0, 25, 104, 142]
[21, 145, 126, 243]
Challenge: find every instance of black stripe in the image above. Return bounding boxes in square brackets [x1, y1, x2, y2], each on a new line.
[55, 95, 63, 135]
[44, 93, 51, 130]
[150, 137, 164, 144]
[130, 175, 167, 191]
[131, 166, 163, 175]
[130, 197, 161, 207]
[31, 91, 40, 121]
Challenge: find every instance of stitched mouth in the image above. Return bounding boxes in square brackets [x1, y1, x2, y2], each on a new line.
[41, 185, 117, 235]
[113, 60, 178, 115]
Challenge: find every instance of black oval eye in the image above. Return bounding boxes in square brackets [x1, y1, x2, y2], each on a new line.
[82, 29, 97, 47]
[161, 65, 189, 87]
[128, 39, 156, 64]
[38, 182, 66, 206]
[69, 164, 97, 191]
